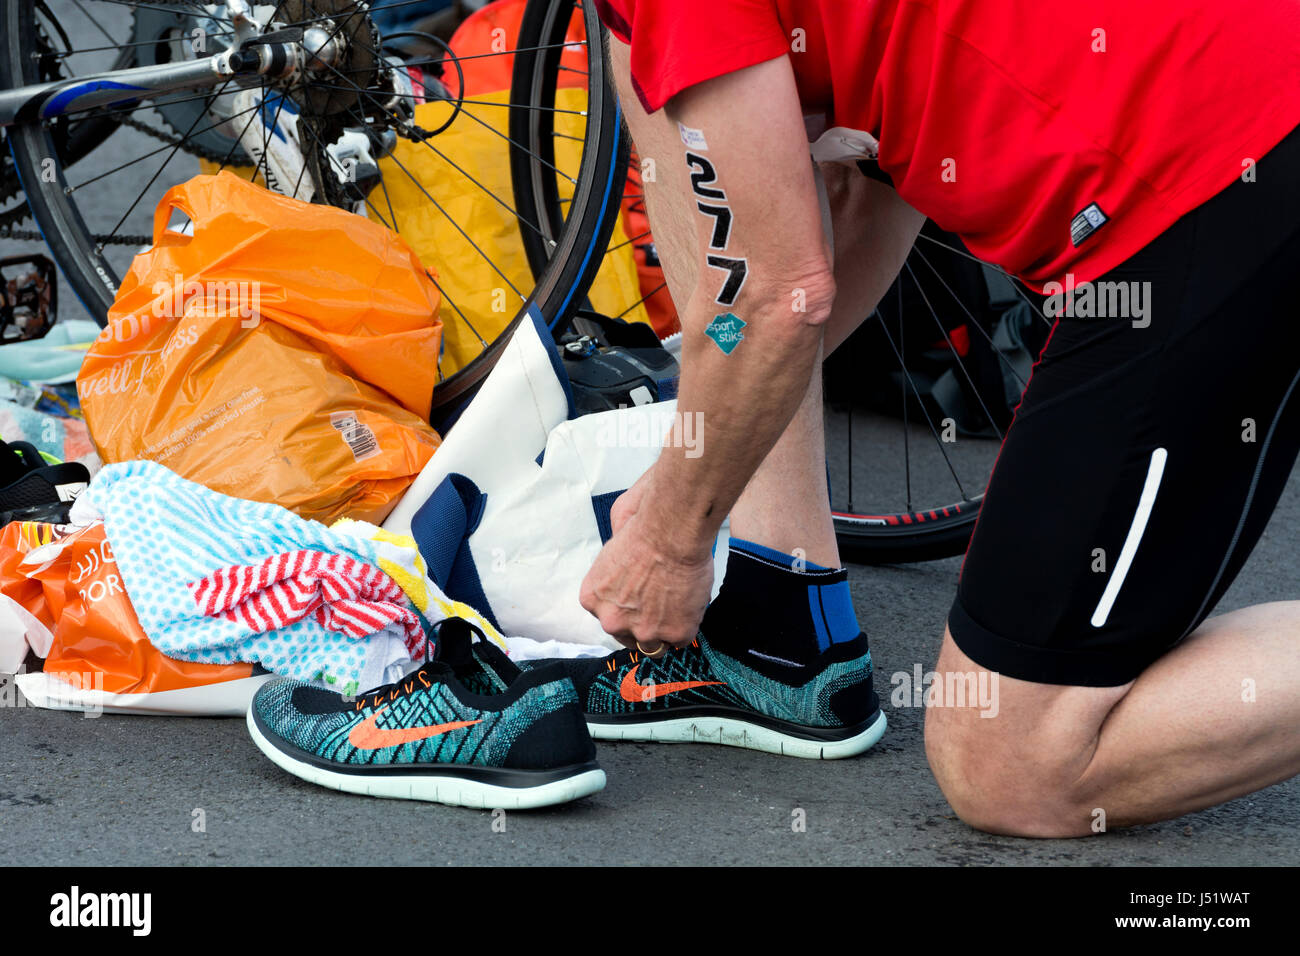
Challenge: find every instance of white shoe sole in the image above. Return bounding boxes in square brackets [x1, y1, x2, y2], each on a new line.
[587, 708, 887, 760]
[247, 709, 606, 810]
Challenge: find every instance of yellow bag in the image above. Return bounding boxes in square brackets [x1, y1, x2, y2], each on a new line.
[367, 90, 648, 378]
[78, 172, 443, 525]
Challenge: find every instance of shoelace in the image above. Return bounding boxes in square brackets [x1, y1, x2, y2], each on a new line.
[603, 636, 702, 673]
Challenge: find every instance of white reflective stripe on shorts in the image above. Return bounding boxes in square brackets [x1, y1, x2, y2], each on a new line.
[1091, 447, 1168, 628]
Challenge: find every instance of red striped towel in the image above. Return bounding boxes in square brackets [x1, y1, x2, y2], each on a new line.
[187, 550, 426, 655]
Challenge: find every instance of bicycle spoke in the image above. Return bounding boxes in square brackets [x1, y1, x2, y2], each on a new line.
[68, 0, 121, 48]
[911, 244, 1029, 392]
[388, 58, 583, 186]
[431, 273, 489, 353]
[452, 98, 589, 116]
[914, 231, 1051, 327]
[66, 99, 261, 191]
[320, 41, 530, 300]
[11, 0, 610, 393]
[303, 51, 569, 289]
[899, 292, 912, 512]
[44, 30, 236, 59]
[903, 260, 1006, 440]
[369, 145, 401, 233]
[101, 74, 242, 245]
[90, 0, 232, 24]
[613, 281, 666, 320]
[604, 228, 652, 254]
[378, 144, 525, 300]
[310, 77, 594, 119]
[872, 308, 970, 502]
[307, 76, 580, 187]
[417, 41, 589, 66]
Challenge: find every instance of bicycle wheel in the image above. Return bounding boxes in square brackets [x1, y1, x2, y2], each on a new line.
[0, 0, 625, 418]
[823, 226, 1051, 563]
[432, 0, 629, 417]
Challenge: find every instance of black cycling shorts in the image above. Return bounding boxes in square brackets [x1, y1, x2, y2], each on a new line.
[941, 124, 1300, 686]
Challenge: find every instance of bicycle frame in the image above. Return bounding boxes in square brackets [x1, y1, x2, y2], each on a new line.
[0, 23, 326, 129]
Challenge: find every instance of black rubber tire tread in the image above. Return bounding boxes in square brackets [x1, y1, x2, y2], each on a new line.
[2, 0, 123, 324]
[833, 508, 980, 564]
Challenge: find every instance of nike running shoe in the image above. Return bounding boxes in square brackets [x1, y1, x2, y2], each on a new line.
[540, 633, 886, 759]
[247, 621, 605, 809]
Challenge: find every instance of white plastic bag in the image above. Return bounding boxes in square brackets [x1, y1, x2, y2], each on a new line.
[383, 310, 728, 649]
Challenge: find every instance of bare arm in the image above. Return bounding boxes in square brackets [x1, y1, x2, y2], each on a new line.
[650, 58, 836, 553]
[580, 54, 836, 646]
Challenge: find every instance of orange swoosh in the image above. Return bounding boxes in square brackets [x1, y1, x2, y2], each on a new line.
[619, 661, 723, 703]
[348, 706, 482, 750]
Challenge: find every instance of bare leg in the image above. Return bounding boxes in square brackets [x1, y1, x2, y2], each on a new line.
[926, 602, 1300, 835]
[609, 38, 924, 568]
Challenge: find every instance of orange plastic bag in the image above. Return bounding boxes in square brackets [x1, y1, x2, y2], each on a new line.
[621, 152, 680, 337]
[0, 521, 257, 713]
[79, 172, 444, 525]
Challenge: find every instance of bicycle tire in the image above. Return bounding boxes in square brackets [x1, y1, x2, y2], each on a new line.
[1, 1, 123, 321]
[430, 0, 629, 417]
[832, 500, 980, 564]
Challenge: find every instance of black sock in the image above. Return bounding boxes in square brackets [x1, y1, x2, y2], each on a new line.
[701, 538, 866, 683]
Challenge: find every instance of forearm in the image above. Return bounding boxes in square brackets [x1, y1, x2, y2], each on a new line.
[647, 282, 833, 558]
[609, 55, 836, 559]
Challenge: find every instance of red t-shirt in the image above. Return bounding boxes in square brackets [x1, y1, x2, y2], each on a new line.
[594, 0, 1300, 289]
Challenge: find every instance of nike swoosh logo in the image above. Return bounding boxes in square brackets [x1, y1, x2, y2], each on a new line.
[619, 661, 723, 703]
[347, 706, 482, 750]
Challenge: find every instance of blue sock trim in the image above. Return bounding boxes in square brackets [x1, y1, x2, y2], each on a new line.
[820, 580, 861, 644]
[729, 536, 831, 572]
[806, 580, 860, 651]
[808, 586, 831, 651]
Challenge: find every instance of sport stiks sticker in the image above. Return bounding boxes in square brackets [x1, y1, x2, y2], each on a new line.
[705, 312, 746, 355]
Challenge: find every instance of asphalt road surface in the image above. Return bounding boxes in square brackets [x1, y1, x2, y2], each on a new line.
[1, 0, 1296, 866]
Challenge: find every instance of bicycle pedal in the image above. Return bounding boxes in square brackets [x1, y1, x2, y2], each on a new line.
[0, 255, 58, 343]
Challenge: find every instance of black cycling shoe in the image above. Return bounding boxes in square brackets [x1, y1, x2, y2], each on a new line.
[0, 441, 89, 524]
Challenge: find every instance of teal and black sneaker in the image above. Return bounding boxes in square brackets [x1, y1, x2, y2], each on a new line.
[246, 621, 605, 809]
[540, 632, 887, 760]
